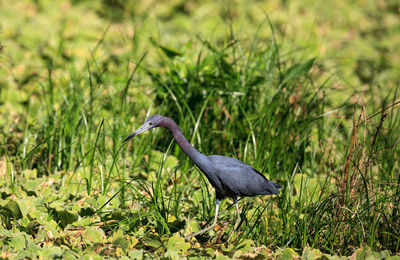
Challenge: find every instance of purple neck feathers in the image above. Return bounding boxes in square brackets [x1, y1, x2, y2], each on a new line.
[159, 117, 207, 164]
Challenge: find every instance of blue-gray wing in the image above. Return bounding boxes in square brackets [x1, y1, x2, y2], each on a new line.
[208, 155, 281, 197]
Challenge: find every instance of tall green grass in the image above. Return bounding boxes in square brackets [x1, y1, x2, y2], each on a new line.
[2, 21, 399, 256]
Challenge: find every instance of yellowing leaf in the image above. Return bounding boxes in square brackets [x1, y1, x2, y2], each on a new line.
[82, 227, 106, 244]
[165, 236, 190, 256]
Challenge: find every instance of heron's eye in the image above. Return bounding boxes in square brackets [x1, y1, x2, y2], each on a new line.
[149, 122, 153, 126]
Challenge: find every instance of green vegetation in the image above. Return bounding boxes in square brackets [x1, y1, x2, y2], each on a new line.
[1, 0, 399, 258]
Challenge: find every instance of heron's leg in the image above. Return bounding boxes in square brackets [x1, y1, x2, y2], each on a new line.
[227, 197, 241, 241]
[184, 199, 220, 240]
[233, 199, 241, 230]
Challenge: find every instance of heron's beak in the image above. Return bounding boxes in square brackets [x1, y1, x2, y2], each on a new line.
[123, 122, 152, 143]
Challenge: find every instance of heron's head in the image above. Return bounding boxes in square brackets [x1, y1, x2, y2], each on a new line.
[123, 115, 164, 143]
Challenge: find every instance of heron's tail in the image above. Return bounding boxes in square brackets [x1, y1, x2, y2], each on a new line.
[273, 182, 282, 190]
[268, 181, 282, 194]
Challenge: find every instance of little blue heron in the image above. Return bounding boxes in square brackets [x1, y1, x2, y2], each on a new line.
[124, 115, 281, 240]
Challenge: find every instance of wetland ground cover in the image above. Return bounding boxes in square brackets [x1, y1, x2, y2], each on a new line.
[0, 0, 399, 258]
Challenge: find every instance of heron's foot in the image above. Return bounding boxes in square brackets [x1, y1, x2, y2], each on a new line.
[226, 214, 241, 242]
[184, 223, 217, 241]
[226, 229, 238, 242]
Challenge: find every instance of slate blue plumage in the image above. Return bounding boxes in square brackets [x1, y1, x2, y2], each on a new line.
[124, 115, 281, 240]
